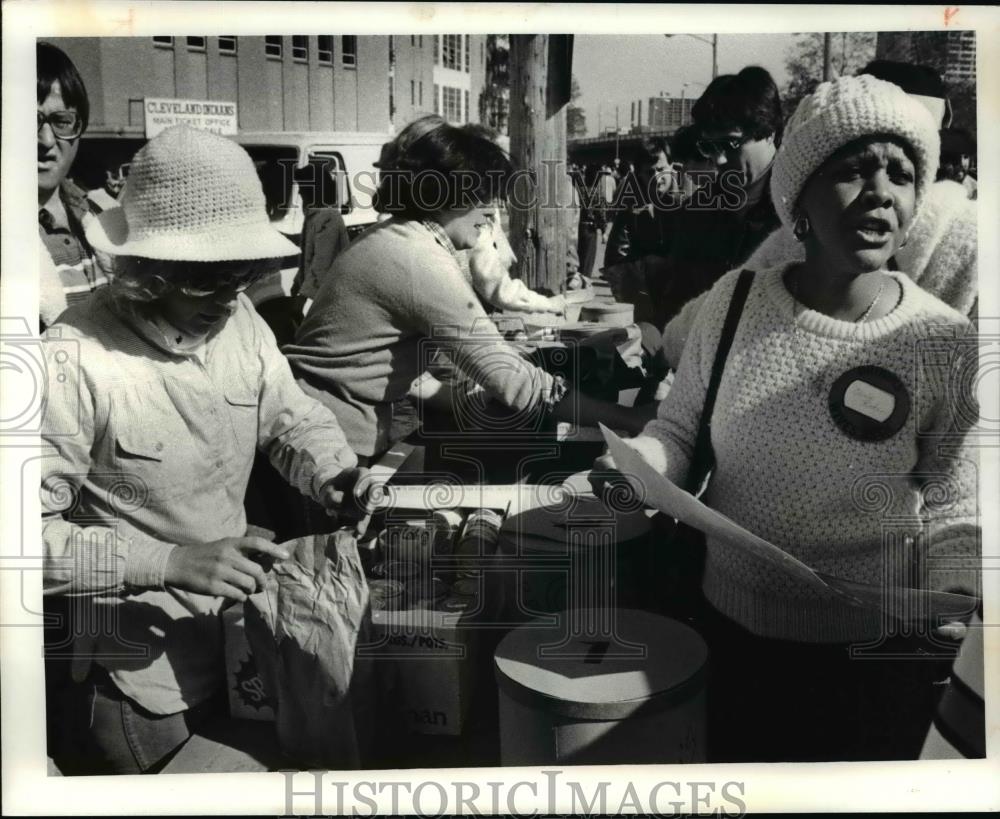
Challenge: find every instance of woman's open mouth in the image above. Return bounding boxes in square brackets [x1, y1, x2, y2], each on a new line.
[850, 216, 894, 246]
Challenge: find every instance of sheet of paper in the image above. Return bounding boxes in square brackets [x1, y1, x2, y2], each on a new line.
[815, 572, 980, 623]
[373, 483, 516, 513]
[599, 424, 826, 588]
[598, 425, 977, 622]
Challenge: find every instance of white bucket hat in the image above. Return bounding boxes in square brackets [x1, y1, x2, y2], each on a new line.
[86, 124, 299, 261]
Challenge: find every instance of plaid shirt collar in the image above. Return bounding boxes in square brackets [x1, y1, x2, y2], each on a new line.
[421, 219, 461, 262]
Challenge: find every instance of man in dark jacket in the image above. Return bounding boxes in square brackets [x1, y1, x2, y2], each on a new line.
[650, 66, 782, 329]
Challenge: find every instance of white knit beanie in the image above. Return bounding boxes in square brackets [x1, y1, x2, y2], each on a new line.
[87, 124, 299, 261]
[771, 74, 940, 228]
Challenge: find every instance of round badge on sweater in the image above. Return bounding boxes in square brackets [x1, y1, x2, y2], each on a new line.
[829, 366, 910, 441]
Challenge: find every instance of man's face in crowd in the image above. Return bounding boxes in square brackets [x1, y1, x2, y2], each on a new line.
[650, 150, 676, 197]
[697, 124, 776, 187]
[38, 80, 80, 200]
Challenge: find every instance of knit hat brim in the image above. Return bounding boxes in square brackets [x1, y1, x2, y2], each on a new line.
[86, 205, 300, 261]
[771, 75, 940, 229]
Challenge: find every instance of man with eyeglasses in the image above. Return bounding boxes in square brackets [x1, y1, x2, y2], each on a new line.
[38, 42, 112, 330]
[647, 66, 782, 330]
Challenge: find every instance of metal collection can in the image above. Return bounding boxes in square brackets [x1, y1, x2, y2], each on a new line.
[380, 521, 433, 565]
[370, 559, 421, 583]
[455, 508, 503, 570]
[430, 510, 464, 557]
[368, 579, 405, 611]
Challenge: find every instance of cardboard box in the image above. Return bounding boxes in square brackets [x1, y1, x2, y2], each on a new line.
[368, 596, 479, 736]
[222, 603, 276, 722]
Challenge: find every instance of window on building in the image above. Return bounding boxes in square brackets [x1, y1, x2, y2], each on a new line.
[480, 41, 484, 65]
[342, 35, 357, 67]
[152, 36, 174, 48]
[265, 36, 282, 59]
[186, 37, 206, 52]
[218, 36, 237, 55]
[434, 83, 440, 115]
[434, 36, 439, 63]
[419, 81, 423, 106]
[464, 90, 469, 122]
[410, 80, 415, 106]
[442, 86, 462, 123]
[410, 35, 415, 46]
[442, 34, 461, 70]
[292, 35, 308, 62]
[464, 35, 470, 72]
[318, 35, 333, 65]
[419, 35, 423, 48]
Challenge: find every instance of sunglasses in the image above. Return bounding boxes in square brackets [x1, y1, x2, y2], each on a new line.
[38, 110, 84, 141]
[695, 134, 753, 159]
[176, 267, 269, 299]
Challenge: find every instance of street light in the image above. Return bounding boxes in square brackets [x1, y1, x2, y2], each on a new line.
[664, 33, 718, 80]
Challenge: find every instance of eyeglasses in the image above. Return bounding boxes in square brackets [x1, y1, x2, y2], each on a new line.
[177, 268, 269, 299]
[695, 135, 753, 159]
[37, 110, 83, 141]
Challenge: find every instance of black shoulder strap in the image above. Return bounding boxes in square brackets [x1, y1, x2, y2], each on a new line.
[685, 269, 755, 494]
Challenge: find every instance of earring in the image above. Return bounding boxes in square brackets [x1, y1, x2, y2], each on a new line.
[792, 215, 811, 241]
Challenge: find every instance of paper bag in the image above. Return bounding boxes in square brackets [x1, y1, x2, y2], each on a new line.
[243, 531, 376, 769]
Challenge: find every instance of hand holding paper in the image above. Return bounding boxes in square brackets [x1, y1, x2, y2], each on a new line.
[596, 424, 979, 623]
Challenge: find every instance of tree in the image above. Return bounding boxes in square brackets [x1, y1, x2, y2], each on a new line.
[566, 75, 587, 138]
[480, 35, 511, 134]
[782, 32, 877, 120]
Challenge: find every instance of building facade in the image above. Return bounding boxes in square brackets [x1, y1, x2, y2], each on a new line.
[48, 35, 393, 138]
[630, 94, 695, 132]
[49, 34, 491, 138]
[390, 34, 487, 129]
[875, 30, 976, 84]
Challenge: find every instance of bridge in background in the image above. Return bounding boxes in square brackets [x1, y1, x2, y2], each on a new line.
[568, 128, 677, 170]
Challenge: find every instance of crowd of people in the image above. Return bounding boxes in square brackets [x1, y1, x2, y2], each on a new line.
[38, 39, 981, 773]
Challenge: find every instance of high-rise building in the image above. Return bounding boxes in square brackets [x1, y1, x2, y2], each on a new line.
[631, 93, 695, 131]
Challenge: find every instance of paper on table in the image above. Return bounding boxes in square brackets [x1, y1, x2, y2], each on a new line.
[597, 425, 980, 623]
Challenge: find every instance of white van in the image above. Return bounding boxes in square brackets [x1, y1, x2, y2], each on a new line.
[233, 131, 387, 241]
[233, 131, 389, 299]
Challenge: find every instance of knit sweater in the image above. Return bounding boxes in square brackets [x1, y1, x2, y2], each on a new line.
[284, 217, 555, 457]
[661, 180, 979, 369]
[627, 264, 979, 642]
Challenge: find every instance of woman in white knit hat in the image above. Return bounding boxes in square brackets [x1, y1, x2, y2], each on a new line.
[594, 75, 979, 761]
[41, 124, 372, 774]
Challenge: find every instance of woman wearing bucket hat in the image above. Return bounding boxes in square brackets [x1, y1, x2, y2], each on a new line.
[40, 125, 373, 774]
[594, 75, 980, 761]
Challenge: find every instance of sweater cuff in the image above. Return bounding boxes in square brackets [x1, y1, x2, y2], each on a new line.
[624, 434, 669, 476]
[123, 538, 177, 590]
[926, 538, 981, 599]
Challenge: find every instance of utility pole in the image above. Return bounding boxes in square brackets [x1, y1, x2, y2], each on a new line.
[508, 34, 572, 294]
[823, 32, 833, 81]
[615, 105, 620, 160]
